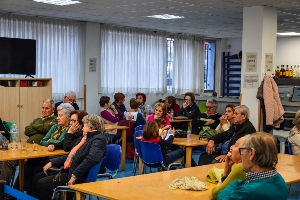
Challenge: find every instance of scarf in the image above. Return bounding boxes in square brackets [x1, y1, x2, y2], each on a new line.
[64, 135, 87, 169]
[52, 125, 69, 140]
[42, 113, 55, 120]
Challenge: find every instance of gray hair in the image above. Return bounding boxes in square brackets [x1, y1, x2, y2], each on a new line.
[234, 105, 250, 119]
[243, 132, 278, 169]
[65, 91, 76, 98]
[82, 114, 104, 132]
[57, 103, 75, 119]
[43, 99, 55, 109]
[206, 99, 218, 107]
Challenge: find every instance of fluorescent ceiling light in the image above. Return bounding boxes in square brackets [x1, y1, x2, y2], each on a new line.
[277, 32, 300, 36]
[147, 14, 184, 20]
[33, 0, 81, 6]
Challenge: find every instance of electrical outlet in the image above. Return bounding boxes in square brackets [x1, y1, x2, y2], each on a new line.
[227, 44, 231, 49]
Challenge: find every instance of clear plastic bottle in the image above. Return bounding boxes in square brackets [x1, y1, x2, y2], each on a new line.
[146, 105, 150, 118]
[187, 127, 191, 142]
[170, 108, 174, 119]
[10, 120, 18, 150]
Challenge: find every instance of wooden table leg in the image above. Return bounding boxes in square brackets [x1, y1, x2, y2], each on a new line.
[185, 147, 192, 168]
[75, 191, 85, 200]
[188, 121, 192, 131]
[18, 159, 24, 192]
[121, 129, 126, 171]
[139, 157, 143, 175]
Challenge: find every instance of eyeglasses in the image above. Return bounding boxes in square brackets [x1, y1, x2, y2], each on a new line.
[184, 99, 191, 102]
[238, 147, 250, 155]
[67, 97, 76, 103]
[70, 119, 78, 123]
[206, 106, 215, 109]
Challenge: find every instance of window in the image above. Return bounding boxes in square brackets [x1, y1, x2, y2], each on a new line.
[167, 38, 174, 94]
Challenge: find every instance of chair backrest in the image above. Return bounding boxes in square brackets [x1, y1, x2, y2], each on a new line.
[135, 125, 145, 132]
[3, 184, 37, 200]
[287, 141, 293, 155]
[199, 102, 206, 113]
[103, 144, 122, 171]
[133, 130, 143, 149]
[85, 157, 105, 183]
[138, 140, 164, 167]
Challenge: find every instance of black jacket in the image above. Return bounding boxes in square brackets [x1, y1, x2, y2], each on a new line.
[192, 112, 221, 134]
[50, 131, 106, 181]
[210, 119, 256, 152]
[52, 130, 83, 152]
[177, 102, 200, 119]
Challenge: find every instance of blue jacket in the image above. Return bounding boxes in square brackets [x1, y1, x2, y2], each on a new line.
[50, 131, 106, 181]
[217, 173, 288, 200]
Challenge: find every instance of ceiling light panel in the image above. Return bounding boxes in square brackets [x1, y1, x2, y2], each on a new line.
[33, 0, 81, 6]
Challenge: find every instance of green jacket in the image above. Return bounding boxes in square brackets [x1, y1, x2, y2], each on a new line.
[25, 114, 57, 144]
[40, 124, 69, 146]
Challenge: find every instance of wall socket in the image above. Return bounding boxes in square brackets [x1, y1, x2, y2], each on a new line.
[227, 44, 231, 49]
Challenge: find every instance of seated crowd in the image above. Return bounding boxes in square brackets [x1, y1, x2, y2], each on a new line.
[0, 90, 293, 200]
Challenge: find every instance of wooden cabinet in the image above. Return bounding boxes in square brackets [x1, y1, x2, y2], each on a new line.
[0, 78, 52, 139]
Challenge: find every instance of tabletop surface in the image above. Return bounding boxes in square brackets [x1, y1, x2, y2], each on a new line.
[0, 143, 68, 161]
[70, 153, 300, 199]
[104, 124, 129, 130]
[173, 134, 208, 146]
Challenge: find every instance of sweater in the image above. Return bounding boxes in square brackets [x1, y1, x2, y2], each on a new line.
[211, 163, 245, 200]
[217, 173, 288, 200]
[25, 115, 58, 144]
[39, 124, 69, 146]
[112, 102, 127, 120]
[50, 131, 106, 180]
[147, 114, 171, 126]
[52, 130, 83, 152]
[177, 102, 200, 119]
[167, 104, 181, 117]
[215, 120, 230, 133]
[288, 126, 300, 156]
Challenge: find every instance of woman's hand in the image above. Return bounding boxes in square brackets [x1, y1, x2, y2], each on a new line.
[69, 122, 81, 134]
[220, 115, 227, 125]
[47, 144, 55, 152]
[68, 177, 76, 186]
[170, 127, 176, 135]
[162, 125, 171, 131]
[215, 154, 226, 162]
[43, 162, 52, 176]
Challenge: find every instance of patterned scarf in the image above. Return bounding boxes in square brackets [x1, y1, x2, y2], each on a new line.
[52, 125, 69, 140]
[64, 135, 87, 169]
[42, 113, 55, 120]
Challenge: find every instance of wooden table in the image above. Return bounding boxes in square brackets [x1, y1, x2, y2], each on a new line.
[138, 134, 207, 175]
[170, 119, 192, 131]
[71, 153, 300, 200]
[104, 124, 128, 171]
[0, 143, 68, 191]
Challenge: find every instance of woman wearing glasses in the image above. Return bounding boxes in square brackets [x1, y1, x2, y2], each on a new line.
[177, 92, 200, 119]
[54, 91, 79, 116]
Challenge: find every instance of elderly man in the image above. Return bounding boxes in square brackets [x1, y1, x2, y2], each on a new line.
[54, 91, 79, 116]
[0, 99, 57, 186]
[198, 105, 256, 166]
[192, 99, 221, 134]
[218, 132, 288, 200]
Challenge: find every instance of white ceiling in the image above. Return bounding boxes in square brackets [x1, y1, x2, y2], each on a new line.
[0, 0, 300, 38]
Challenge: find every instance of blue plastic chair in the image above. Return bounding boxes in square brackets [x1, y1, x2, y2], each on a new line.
[51, 156, 105, 200]
[133, 130, 143, 175]
[135, 125, 145, 132]
[1, 184, 37, 200]
[97, 144, 122, 179]
[287, 141, 293, 155]
[138, 140, 182, 174]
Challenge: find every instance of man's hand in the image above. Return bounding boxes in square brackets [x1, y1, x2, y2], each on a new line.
[215, 155, 226, 162]
[224, 152, 235, 167]
[43, 162, 52, 176]
[68, 177, 76, 186]
[47, 144, 55, 152]
[206, 140, 215, 154]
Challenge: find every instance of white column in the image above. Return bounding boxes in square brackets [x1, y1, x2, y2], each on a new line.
[241, 6, 277, 130]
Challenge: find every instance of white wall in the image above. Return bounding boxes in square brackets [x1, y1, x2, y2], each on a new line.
[277, 37, 300, 66]
[221, 38, 242, 55]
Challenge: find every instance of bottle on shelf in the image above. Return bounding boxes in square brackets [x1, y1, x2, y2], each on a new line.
[286, 65, 290, 78]
[275, 66, 280, 78]
[289, 66, 293, 78]
[10, 120, 18, 150]
[297, 65, 300, 78]
[293, 65, 297, 78]
[280, 65, 285, 78]
[187, 127, 191, 142]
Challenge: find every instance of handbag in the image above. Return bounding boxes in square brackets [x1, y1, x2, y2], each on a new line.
[256, 80, 264, 100]
[174, 130, 187, 138]
[199, 129, 218, 140]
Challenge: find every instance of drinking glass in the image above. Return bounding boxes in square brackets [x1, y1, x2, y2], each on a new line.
[21, 139, 27, 152]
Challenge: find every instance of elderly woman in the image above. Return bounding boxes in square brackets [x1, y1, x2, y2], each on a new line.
[99, 96, 119, 135]
[24, 103, 74, 194]
[165, 96, 180, 118]
[210, 137, 246, 199]
[112, 92, 127, 120]
[215, 104, 236, 133]
[288, 110, 300, 155]
[177, 92, 200, 119]
[32, 115, 107, 200]
[147, 102, 171, 127]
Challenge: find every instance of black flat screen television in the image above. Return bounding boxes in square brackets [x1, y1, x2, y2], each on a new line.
[0, 37, 36, 75]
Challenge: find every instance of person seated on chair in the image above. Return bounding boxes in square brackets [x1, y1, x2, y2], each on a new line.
[54, 91, 79, 116]
[177, 92, 200, 119]
[192, 99, 221, 134]
[210, 137, 246, 200]
[32, 115, 107, 200]
[24, 103, 74, 194]
[141, 121, 184, 166]
[0, 99, 57, 187]
[147, 103, 171, 128]
[136, 92, 147, 114]
[165, 96, 180, 118]
[124, 98, 146, 128]
[198, 105, 256, 166]
[218, 132, 288, 200]
[112, 92, 127, 120]
[288, 110, 300, 155]
[215, 104, 236, 133]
